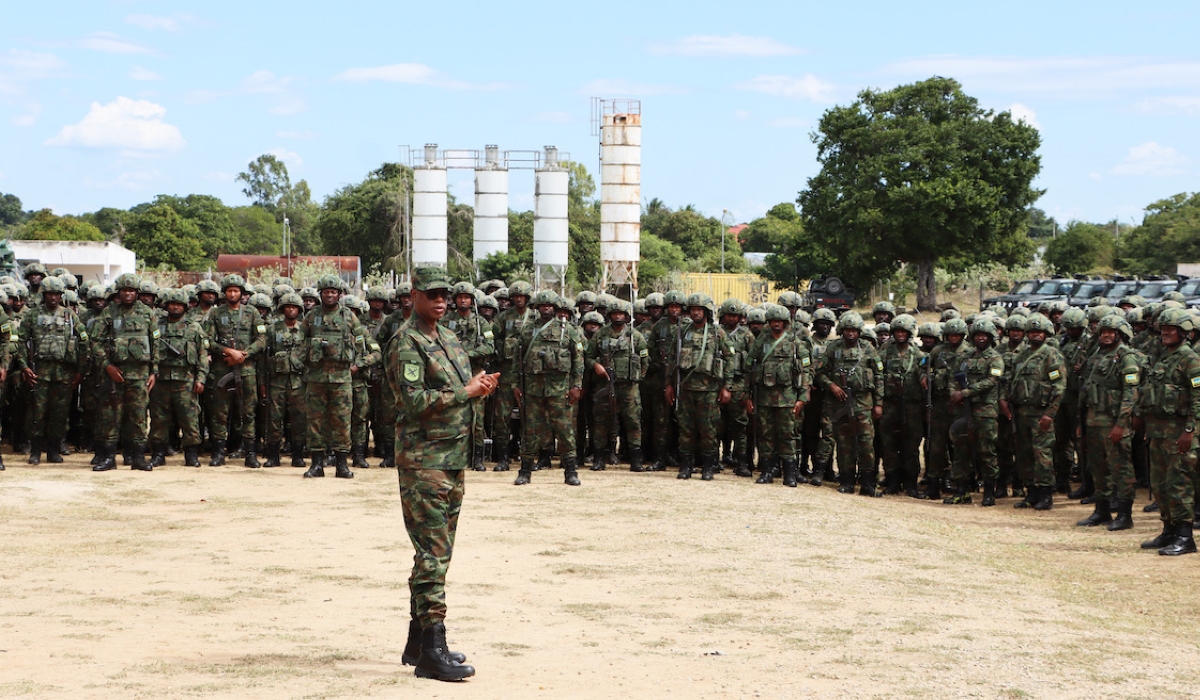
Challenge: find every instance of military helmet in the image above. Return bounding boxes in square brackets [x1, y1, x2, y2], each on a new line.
[633, 300, 648, 315]
[837, 310, 864, 331]
[277, 292, 303, 310]
[686, 292, 715, 315]
[1097, 313, 1134, 341]
[1060, 307, 1087, 329]
[138, 280, 159, 297]
[1118, 295, 1145, 308]
[970, 317, 999, 341]
[532, 289, 560, 307]
[62, 290, 77, 305]
[1010, 306, 1031, 317]
[891, 314, 918, 335]
[194, 280, 218, 295]
[87, 285, 107, 301]
[59, 272, 78, 289]
[1163, 290, 1187, 303]
[1088, 296, 1107, 308]
[300, 287, 319, 300]
[362, 286, 387, 302]
[872, 301, 896, 318]
[162, 289, 188, 306]
[24, 262, 47, 278]
[1159, 307, 1196, 332]
[644, 292, 665, 308]
[940, 308, 962, 322]
[943, 318, 969, 337]
[249, 293, 272, 309]
[1125, 307, 1145, 324]
[575, 290, 598, 306]
[559, 297, 576, 314]
[812, 308, 837, 324]
[664, 290, 687, 307]
[608, 300, 632, 317]
[396, 281, 413, 296]
[40, 276, 66, 294]
[492, 287, 509, 301]
[508, 281, 533, 298]
[1084, 305, 1111, 324]
[986, 304, 1009, 319]
[1005, 314, 1028, 332]
[1025, 313, 1054, 333]
[765, 305, 791, 323]
[114, 272, 141, 291]
[316, 273, 342, 292]
[777, 291, 802, 308]
[581, 311, 605, 326]
[49, 267, 67, 277]
[274, 284, 295, 299]
[1162, 299, 1185, 311]
[451, 281, 476, 298]
[747, 308, 767, 324]
[794, 309, 812, 326]
[479, 295, 499, 311]
[875, 321, 891, 335]
[719, 298, 744, 317]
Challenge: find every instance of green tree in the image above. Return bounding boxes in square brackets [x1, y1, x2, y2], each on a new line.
[477, 250, 531, 283]
[17, 209, 105, 241]
[639, 232, 687, 286]
[1043, 222, 1116, 273]
[80, 207, 128, 239]
[796, 77, 1043, 310]
[316, 163, 412, 273]
[1118, 193, 1200, 276]
[1027, 207, 1058, 239]
[641, 202, 746, 273]
[741, 203, 800, 253]
[0, 193, 26, 227]
[123, 205, 207, 270]
[237, 154, 292, 211]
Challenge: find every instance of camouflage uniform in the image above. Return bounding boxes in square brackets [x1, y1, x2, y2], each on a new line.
[815, 319, 883, 494]
[720, 318, 755, 473]
[997, 335, 1026, 496]
[490, 289, 533, 470]
[515, 305, 584, 484]
[585, 318, 648, 471]
[878, 332, 926, 495]
[350, 310, 382, 467]
[92, 281, 160, 471]
[923, 331, 974, 499]
[645, 293, 686, 470]
[203, 298, 267, 464]
[148, 306, 208, 465]
[264, 312, 308, 467]
[1007, 318, 1066, 509]
[745, 314, 811, 486]
[1056, 318, 1091, 492]
[1078, 324, 1140, 528]
[18, 295, 86, 462]
[301, 287, 363, 475]
[802, 318, 837, 482]
[443, 306, 494, 470]
[374, 307, 412, 468]
[669, 305, 733, 480]
[946, 338, 1003, 504]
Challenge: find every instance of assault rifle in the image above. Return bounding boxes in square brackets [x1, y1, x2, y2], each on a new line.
[595, 341, 620, 462]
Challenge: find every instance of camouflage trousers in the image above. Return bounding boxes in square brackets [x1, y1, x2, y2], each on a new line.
[721, 392, 750, 457]
[826, 407, 877, 484]
[351, 381, 370, 446]
[997, 413, 1018, 488]
[755, 405, 795, 459]
[1085, 418, 1135, 501]
[879, 398, 923, 487]
[398, 468, 464, 629]
[31, 377, 74, 443]
[1014, 405, 1056, 488]
[801, 387, 833, 465]
[208, 369, 256, 442]
[268, 378, 306, 445]
[1147, 418, 1196, 524]
[646, 377, 677, 461]
[592, 382, 642, 452]
[676, 388, 720, 458]
[148, 379, 202, 447]
[520, 393, 574, 462]
[96, 374, 150, 445]
[924, 394, 955, 482]
[306, 381, 352, 453]
[950, 407, 998, 482]
[1054, 395, 1080, 486]
[492, 378, 520, 455]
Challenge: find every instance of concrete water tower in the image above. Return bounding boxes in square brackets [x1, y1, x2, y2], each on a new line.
[412, 143, 448, 268]
[534, 146, 569, 291]
[473, 145, 508, 261]
[594, 98, 641, 293]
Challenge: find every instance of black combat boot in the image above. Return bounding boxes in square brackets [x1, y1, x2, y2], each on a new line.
[333, 452, 354, 479]
[733, 452, 752, 478]
[148, 443, 167, 468]
[837, 466, 856, 494]
[648, 456, 666, 472]
[264, 442, 281, 468]
[942, 480, 971, 504]
[859, 477, 883, 498]
[755, 457, 775, 484]
[493, 444, 511, 472]
[676, 454, 694, 480]
[590, 449, 607, 471]
[1144, 500, 1160, 512]
[535, 450, 552, 471]
[183, 445, 200, 467]
[401, 618, 467, 666]
[1033, 485, 1053, 511]
[27, 439, 40, 465]
[809, 460, 826, 487]
[122, 446, 133, 466]
[352, 443, 369, 469]
[700, 454, 717, 481]
[1142, 521, 1175, 549]
[981, 480, 997, 507]
[302, 452, 326, 478]
[628, 448, 644, 473]
[1077, 497, 1112, 527]
[46, 439, 63, 463]
[513, 458, 533, 485]
[1159, 521, 1197, 556]
[131, 443, 152, 471]
[244, 439, 261, 468]
[291, 442, 307, 468]
[882, 471, 902, 495]
[0, 453, 5, 470]
[471, 445, 486, 471]
[93, 444, 117, 472]
[1108, 498, 1134, 531]
[414, 622, 475, 681]
[563, 455, 581, 486]
[210, 442, 228, 466]
[782, 458, 799, 487]
[1069, 470, 1093, 500]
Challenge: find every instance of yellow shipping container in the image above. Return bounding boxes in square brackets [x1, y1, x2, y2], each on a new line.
[676, 273, 793, 306]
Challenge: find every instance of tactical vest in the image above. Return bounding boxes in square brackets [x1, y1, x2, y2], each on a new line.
[678, 323, 722, 378]
[598, 327, 643, 382]
[827, 343, 876, 394]
[308, 309, 355, 364]
[758, 334, 805, 389]
[525, 319, 574, 375]
[109, 308, 152, 364]
[1083, 345, 1138, 417]
[157, 320, 199, 381]
[882, 346, 920, 400]
[32, 310, 77, 363]
[271, 324, 307, 375]
[1141, 346, 1197, 419]
[213, 306, 257, 350]
[1009, 345, 1057, 407]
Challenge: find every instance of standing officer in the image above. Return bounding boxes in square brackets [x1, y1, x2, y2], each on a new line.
[665, 293, 732, 481]
[444, 281, 494, 471]
[91, 273, 159, 472]
[490, 280, 533, 472]
[1135, 308, 1200, 555]
[1058, 308, 1091, 497]
[878, 314, 925, 496]
[147, 289, 208, 468]
[389, 266, 497, 682]
[921, 317, 974, 500]
[586, 300, 648, 472]
[203, 274, 266, 467]
[301, 274, 363, 479]
[745, 305, 810, 486]
[803, 308, 837, 485]
[513, 290, 584, 486]
[264, 293, 308, 468]
[718, 298, 754, 476]
[997, 315, 1027, 498]
[1007, 313, 1066, 510]
[647, 290, 687, 471]
[815, 311, 883, 496]
[18, 276, 86, 464]
[944, 318, 1004, 506]
[345, 296, 381, 470]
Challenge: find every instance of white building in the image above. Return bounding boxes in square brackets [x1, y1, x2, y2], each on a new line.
[10, 240, 137, 284]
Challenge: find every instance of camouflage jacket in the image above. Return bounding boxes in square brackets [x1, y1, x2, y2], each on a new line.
[957, 346, 1004, 416]
[442, 310, 495, 374]
[518, 315, 584, 398]
[585, 324, 648, 384]
[669, 319, 733, 394]
[746, 330, 811, 408]
[155, 316, 208, 384]
[1081, 342, 1140, 425]
[1135, 342, 1200, 436]
[879, 341, 926, 403]
[1006, 342, 1066, 415]
[927, 341, 975, 397]
[265, 318, 307, 388]
[17, 304, 87, 379]
[91, 300, 160, 380]
[203, 303, 267, 377]
[815, 338, 881, 412]
[723, 323, 755, 395]
[301, 305, 364, 384]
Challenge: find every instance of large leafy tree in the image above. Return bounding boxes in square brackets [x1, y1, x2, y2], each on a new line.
[17, 209, 105, 241]
[1118, 192, 1200, 276]
[641, 201, 747, 274]
[316, 163, 412, 273]
[1043, 222, 1117, 273]
[797, 77, 1043, 310]
[237, 154, 321, 255]
[123, 205, 207, 269]
[0, 193, 26, 227]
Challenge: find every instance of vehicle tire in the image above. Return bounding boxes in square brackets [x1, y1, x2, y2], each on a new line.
[824, 277, 844, 295]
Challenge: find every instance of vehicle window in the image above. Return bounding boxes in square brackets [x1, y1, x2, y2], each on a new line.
[1179, 280, 1200, 296]
[1035, 281, 1061, 294]
[1106, 282, 1136, 298]
[1137, 282, 1162, 296]
[1074, 283, 1102, 297]
[1013, 281, 1037, 294]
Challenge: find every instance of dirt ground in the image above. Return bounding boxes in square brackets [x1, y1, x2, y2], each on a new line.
[1, 456, 1197, 699]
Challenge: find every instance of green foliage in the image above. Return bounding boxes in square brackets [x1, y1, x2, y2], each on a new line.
[447, 198, 474, 279]
[123, 205, 207, 270]
[1043, 222, 1116, 273]
[1027, 207, 1058, 239]
[316, 163, 412, 273]
[16, 209, 105, 241]
[641, 201, 745, 273]
[795, 76, 1043, 307]
[638, 232, 687, 286]
[1118, 192, 1200, 276]
[0, 193, 26, 227]
[237, 154, 291, 210]
[477, 250, 531, 283]
[80, 207, 127, 239]
[741, 203, 799, 253]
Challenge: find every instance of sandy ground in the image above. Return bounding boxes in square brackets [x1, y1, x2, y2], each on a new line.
[1, 455, 1198, 699]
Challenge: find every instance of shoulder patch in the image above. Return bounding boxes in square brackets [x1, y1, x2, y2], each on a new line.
[875, 358, 883, 371]
[484, 330, 493, 339]
[1191, 375, 1200, 389]
[403, 363, 421, 382]
[152, 328, 161, 339]
[802, 356, 811, 367]
[1048, 369, 1061, 381]
[990, 367, 1003, 377]
[79, 331, 89, 341]
[1125, 372, 1139, 385]
[256, 324, 267, 334]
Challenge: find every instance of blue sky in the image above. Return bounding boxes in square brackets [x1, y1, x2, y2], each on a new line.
[2, 1, 1198, 229]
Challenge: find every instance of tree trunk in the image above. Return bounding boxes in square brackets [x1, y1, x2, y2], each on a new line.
[915, 260, 938, 311]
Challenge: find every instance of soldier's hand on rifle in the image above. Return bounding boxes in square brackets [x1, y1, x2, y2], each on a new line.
[872, 405, 882, 421]
[593, 362, 609, 378]
[350, 364, 359, 374]
[792, 400, 805, 417]
[106, 364, 124, 384]
[466, 371, 499, 399]
[950, 390, 964, 405]
[223, 347, 247, 365]
[743, 398, 754, 414]
[920, 374, 928, 391]
[567, 386, 582, 406]
[1108, 424, 1124, 445]
[828, 384, 847, 402]
[146, 374, 156, 392]
[193, 381, 205, 395]
[1038, 414, 1053, 432]
[1177, 429, 1194, 455]
[513, 386, 523, 403]
[664, 385, 675, 406]
[1000, 399, 1012, 421]
[71, 372, 82, 388]
[21, 367, 36, 386]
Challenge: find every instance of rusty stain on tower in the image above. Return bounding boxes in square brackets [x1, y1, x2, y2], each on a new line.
[595, 98, 641, 293]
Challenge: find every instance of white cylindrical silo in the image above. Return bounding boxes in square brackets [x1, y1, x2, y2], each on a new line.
[473, 145, 508, 261]
[599, 108, 641, 289]
[534, 146, 569, 290]
[412, 143, 447, 268]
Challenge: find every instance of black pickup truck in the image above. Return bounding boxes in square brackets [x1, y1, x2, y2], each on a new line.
[802, 276, 855, 315]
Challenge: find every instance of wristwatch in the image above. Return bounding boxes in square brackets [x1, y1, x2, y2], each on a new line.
[1186, 426, 1195, 434]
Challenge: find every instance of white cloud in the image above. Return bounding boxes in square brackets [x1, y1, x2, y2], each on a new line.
[1007, 102, 1041, 129]
[125, 14, 181, 31]
[767, 116, 807, 128]
[1110, 141, 1188, 177]
[334, 62, 506, 90]
[267, 148, 302, 169]
[129, 66, 161, 81]
[269, 99, 307, 116]
[580, 78, 687, 96]
[737, 74, 835, 102]
[46, 97, 185, 154]
[650, 34, 802, 58]
[277, 130, 319, 140]
[885, 55, 1200, 96]
[1135, 96, 1200, 116]
[78, 32, 155, 55]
